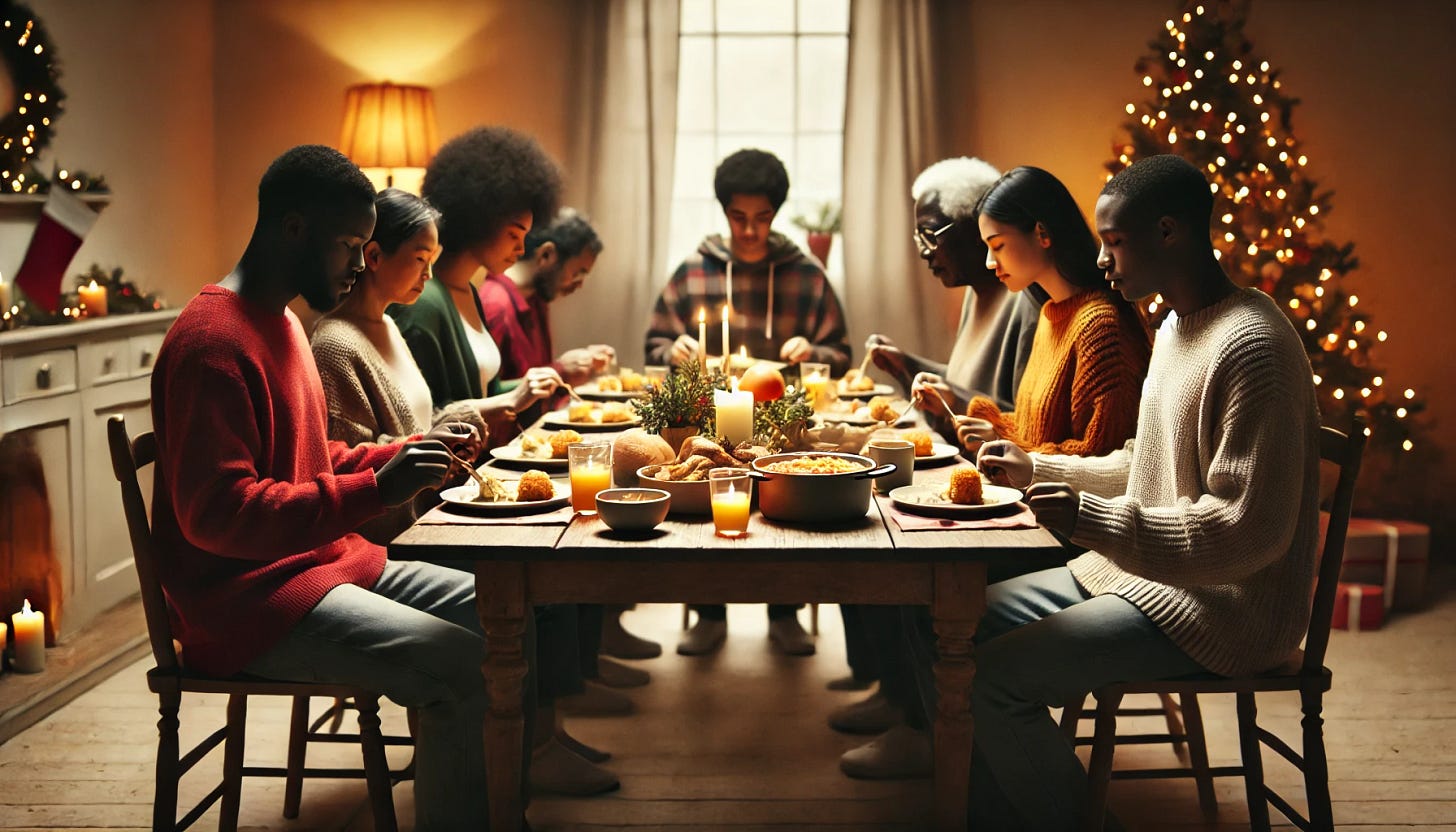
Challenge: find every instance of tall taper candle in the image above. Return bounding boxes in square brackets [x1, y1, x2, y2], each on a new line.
[721, 304, 731, 372]
[697, 306, 708, 369]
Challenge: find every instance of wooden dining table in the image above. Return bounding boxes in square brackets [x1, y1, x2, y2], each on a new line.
[388, 442, 1067, 832]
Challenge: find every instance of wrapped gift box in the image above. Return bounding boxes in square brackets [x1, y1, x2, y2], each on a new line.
[1331, 582, 1385, 631]
[1338, 518, 1429, 611]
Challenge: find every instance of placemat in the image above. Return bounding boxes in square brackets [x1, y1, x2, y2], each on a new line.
[887, 503, 1038, 531]
[416, 504, 576, 526]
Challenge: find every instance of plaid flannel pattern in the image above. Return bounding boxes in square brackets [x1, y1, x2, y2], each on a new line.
[645, 242, 851, 375]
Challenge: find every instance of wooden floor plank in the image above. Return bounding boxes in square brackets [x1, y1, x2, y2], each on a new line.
[0, 565, 1451, 830]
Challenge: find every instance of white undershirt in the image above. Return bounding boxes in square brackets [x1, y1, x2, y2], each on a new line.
[355, 317, 434, 432]
[463, 321, 502, 394]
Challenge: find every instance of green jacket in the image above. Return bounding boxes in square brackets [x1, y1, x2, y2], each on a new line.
[387, 278, 506, 409]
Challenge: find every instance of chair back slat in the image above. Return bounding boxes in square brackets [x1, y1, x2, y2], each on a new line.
[107, 414, 181, 673]
[1302, 419, 1366, 673]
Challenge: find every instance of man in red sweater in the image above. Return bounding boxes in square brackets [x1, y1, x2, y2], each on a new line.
[151, 146, 493, 830]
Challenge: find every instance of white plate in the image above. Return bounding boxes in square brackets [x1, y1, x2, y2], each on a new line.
[489, 443, 569, 471]
[888, 482, 1024, 518]
[837, 381, 896, 398]
[914, 442, 962, 467]
[438, 480, 570, 515]
[818, 399, 914, 427]
[574, 381, 646, 401]
[542, 408, 642, 432]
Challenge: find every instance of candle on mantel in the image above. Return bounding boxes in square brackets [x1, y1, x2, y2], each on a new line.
[78, 279, 108, 317]
[11, 599, 45, 673]
[720, 304, 731, 371]
[0, 269, 10, 313]
[0, 620, 8, 675]
[697, 306, 708, 369]
[713, 382, 754, 446]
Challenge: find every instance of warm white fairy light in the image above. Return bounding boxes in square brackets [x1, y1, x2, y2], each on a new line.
[1361, 387, 1372, 397]
[1305, 319, 1316, 331]
[1125, 103, 1136, 114]
[1377, 330, 1388, 341]
[1348, 295, 1359, 307]
[1332, 387, 1345, 399]
[1373, 376, 1383, 386]
[1397, 407, 1407, 418]
[1355, 321, 1366, 333]
[1312, 373, 1322, 385]
[1289, 298, 1300, 309]
[1403, 439, 1413, 451]
[1404, 388, 1415, 399]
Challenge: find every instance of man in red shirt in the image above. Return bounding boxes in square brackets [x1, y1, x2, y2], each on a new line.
[151, 145, 494, 830]
[481, 208, 612, 385]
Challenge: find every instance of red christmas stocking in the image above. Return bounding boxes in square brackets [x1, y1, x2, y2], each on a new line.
[15, 189, 100, 313]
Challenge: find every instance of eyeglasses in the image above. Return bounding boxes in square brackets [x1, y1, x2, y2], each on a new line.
[913, 222, 955, 256]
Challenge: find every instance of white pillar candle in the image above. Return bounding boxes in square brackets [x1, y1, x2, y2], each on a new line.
[0, 269, 10, 312]
[11, 599, 45, 673]
[78, 279, 108, 317]
[714, 386, 755, 446]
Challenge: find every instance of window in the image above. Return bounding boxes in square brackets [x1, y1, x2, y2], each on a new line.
[668, 0, 849, 286]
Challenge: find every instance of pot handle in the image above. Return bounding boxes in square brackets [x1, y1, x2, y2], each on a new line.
[746, 470, 773, 482]
[855, 463, 898, 480]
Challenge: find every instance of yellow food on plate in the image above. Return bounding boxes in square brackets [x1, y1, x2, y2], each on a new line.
[868, 395, 903, 423]
[947, 465, 984, 505]
[600, 401, 633, 422]
[515, 469, 556, 502]
[550, 429, 583, 458]
[619, 369, 645, 392]
[596, 375, 624, 393]
[901, 430, 935, 457]
[519, 431, 548, 457]
[568, 401, 595, 422]
[841, 369, 876, 392]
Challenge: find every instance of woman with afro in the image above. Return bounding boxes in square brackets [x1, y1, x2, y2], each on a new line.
[389, 126, 566, 447]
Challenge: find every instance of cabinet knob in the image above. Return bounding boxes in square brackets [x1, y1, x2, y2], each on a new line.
[103, 353, 116, 372]
[138, 349, 154, 368]
[36, 363, 52, 389]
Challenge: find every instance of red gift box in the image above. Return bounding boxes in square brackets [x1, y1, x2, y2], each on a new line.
[1337, 517, 1429, 612]
[1331, 582, 1385, 631]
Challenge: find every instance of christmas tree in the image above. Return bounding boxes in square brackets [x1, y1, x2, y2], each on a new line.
[1105, 0, 1425, 463]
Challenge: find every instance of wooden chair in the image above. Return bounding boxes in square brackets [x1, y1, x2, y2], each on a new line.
[108, 414, 406, 832]
[1080, 422, 1365, 832]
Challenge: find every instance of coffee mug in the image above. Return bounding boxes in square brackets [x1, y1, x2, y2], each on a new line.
[866, 439, 915, 493]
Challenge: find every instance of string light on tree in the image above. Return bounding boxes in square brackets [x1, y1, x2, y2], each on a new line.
[1105, 0, 1424, 457]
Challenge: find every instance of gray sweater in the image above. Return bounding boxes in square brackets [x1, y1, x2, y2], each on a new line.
[1032, 288, 1321, 677]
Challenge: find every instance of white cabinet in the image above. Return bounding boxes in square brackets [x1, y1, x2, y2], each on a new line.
[0, 310, 178, 640]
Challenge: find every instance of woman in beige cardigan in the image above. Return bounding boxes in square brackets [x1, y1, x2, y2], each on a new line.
[312, 188, 488, 544]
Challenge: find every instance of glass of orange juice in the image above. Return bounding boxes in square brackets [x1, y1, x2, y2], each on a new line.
[568, 441, 612, 514]
[709, 469, 752, 538]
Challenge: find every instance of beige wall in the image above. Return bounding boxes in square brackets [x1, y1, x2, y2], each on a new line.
[13, 1, 216, 305]
[210, 0, 576, 277]
[942, 0, 1456, 533]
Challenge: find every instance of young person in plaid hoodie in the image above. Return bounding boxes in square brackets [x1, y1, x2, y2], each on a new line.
[645, 148, 851, 658]
[645, 148, 851, 375]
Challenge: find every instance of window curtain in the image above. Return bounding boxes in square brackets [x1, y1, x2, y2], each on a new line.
[557, 0, 680, 362]
[841, 0, 951, 363]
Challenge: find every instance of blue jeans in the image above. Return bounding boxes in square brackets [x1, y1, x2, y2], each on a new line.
[244, 561, 495, 831]
[911, 567, 1205, 831]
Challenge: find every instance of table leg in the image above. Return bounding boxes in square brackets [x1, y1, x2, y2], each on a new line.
[932, 561, 987, 832]
[476, 561, 528, 832]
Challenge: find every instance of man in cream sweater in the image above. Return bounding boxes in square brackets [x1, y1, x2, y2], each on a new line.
[968, 154, 1321, 830]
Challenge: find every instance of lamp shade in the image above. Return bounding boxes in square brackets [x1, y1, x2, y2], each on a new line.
[338, 82, 439, 169]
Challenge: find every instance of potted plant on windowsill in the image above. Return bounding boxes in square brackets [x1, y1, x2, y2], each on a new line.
[791, 199, 842, 265]
[631, 361, 729, 453]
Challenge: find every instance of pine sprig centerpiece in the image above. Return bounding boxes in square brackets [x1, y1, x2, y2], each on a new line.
[753, 386, 813, 451]
[630, 361, 728, 435]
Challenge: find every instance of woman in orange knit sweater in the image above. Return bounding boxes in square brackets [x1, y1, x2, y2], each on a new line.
[953, 166, 1150, 457]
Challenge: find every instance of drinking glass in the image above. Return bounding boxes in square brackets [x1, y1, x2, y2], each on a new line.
[800, 361, 835, 412]
[708, 469, 752, 538]
[568, 441, 612, 514]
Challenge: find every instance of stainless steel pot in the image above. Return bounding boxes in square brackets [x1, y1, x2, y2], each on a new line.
[748, 452, 896, 524]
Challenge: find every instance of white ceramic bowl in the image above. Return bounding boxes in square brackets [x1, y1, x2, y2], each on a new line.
[595, 488, 671, 531]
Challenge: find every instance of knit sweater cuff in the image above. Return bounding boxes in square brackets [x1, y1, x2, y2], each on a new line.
[1070, 491, 1134, 553]
[339, 469, 387, 519]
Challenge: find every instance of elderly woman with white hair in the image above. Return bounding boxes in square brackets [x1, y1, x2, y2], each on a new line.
[866, 156, 1048, 440]
[832, 157, 1048, 782]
